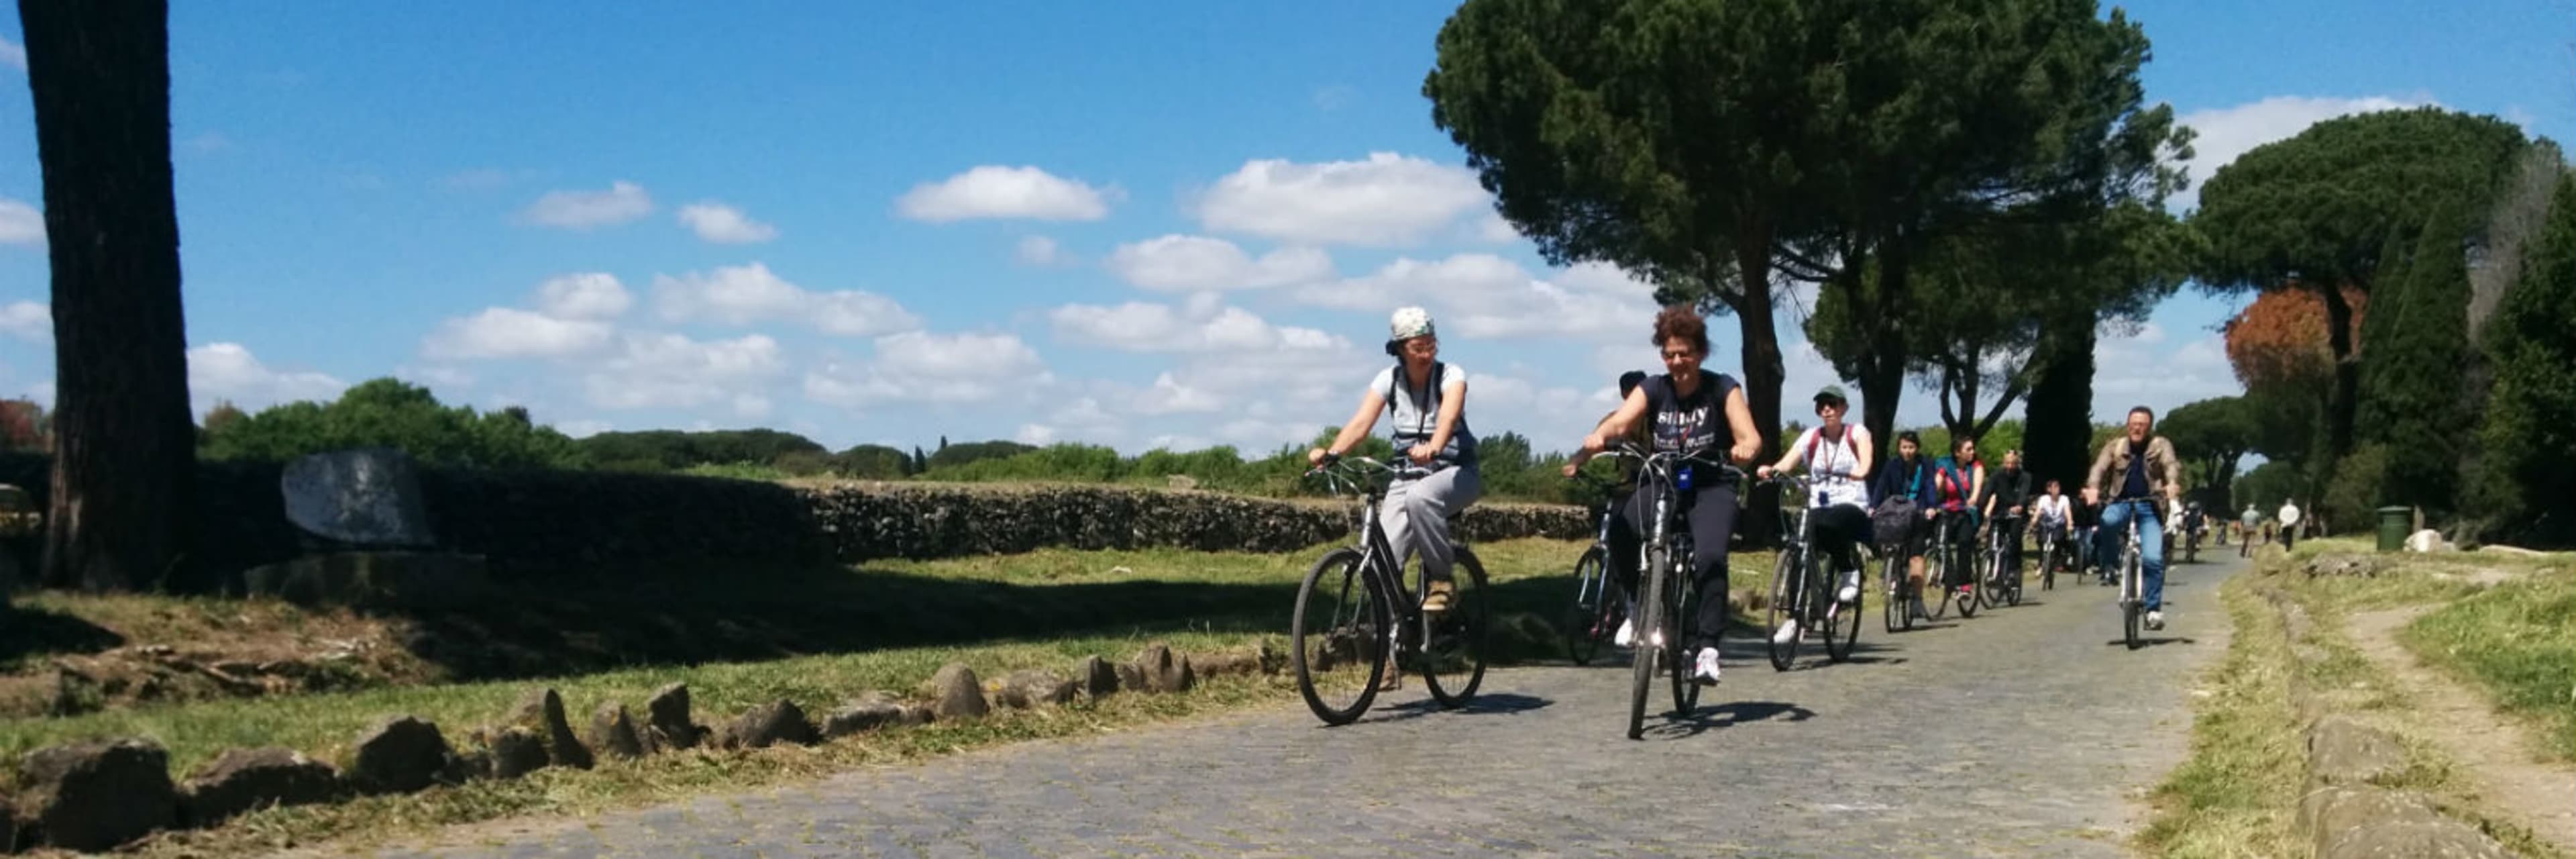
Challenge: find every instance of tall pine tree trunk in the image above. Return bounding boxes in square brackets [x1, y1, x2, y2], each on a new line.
[19, 0, 197, 591]
[2023, 318, 2096, 489]
[1731, 232, 1784, 549]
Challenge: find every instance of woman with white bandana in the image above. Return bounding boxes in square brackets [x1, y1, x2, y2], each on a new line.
[1309, 307, 1483, 616]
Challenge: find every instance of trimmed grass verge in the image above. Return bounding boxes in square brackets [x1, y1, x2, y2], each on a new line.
[2405, 556, 2576, 763]
[2138, 570, 2306, 858]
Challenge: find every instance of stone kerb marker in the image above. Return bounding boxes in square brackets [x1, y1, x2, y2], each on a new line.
[246, 448, 490, 609]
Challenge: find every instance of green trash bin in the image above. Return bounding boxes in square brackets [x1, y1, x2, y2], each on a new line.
[2375, 506, 2412, 552]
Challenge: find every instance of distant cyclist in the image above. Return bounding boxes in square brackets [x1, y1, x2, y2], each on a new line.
[2033, 478, 2072, 572]
[2082, 406, 2183, 630]
[1930, 436, 1988, 599]
[1870, 430, 1939, 617]
[1978, 449, 2035, 581]
[1754, 385, 1875, 644]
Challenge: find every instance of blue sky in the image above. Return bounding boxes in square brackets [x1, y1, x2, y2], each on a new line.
[0, 1, 2570, 455]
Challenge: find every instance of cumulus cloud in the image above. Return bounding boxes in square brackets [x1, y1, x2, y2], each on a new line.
[517, 181, 654, 229]
[804, 331, 1049, 407]
[1298, 254, 1652, 340]
[652, 262, 920, 336]
[188, 343, 347, 415]
[421, 307, 614, 360]
[1105, 234, 1334, 292]
[1196, 152, 1490, 247]
[582, 332, 787, 410]
[534, 272, 632, 319]
[1015, 235, 1072, 266]
[1051, 301, 1345, 354]
[0, 301, 48, 342]
[2174, 95, 2430, 209]
[0, 38, 22, 71]
[1016, 423, 1059, 446]
[676, 201, 779, 244]
[0, 198, 44, 245]
[897, 165, 1114, 223]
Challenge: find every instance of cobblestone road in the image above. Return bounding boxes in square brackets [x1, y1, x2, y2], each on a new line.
[343, 556, 2241, 858]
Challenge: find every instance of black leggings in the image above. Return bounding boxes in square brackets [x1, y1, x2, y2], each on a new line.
[1608, 484, 1738, 650]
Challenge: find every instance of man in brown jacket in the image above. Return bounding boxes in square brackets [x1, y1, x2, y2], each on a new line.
[2082, 405, 2184, 630]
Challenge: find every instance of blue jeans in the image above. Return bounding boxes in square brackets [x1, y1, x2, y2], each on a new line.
[2096, 499, 2165, 611]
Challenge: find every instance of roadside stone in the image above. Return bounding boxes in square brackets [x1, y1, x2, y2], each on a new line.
[500, 687, 594, 770]
[645, 682, 704, 750]
[350, 715, 451, 795]
[2303, 553, 2387, 578]
[588, 702, 647, 760]
[438, 746, 491, 785]
[930, 663, 988, 720]
[725, 700, 819, 748]
[821, 691, 909, 738]
[2404, 529, 2453, 553]
[1135, 644, 1193, 693]
[2302, 787, 2510, 859]
[995, 670, 1077, 709]
[488, 727, 549, 780]
[178, 747, 342, 826]
[1114, 660, 1147, 694]
[1077, 655, 1120, 697]
[1191, 650, 1262, 678]
[17, 738, 178, 852]
[2307, 716, 2406, 789]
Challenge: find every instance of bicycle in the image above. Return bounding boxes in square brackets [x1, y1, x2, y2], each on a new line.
[1288, 456, 1491, 725]
[1880, 535, 1922, 634]
[1976, 513, 2025, 610]
[1761, 474, 1861, 670]
[1561, 473, 1628, 666]
[2034, 520, 2065, 591]
[2108, 498, 2154, 650]
[1591, 443, 1735, 740]
[1924, 510, 1980, 619]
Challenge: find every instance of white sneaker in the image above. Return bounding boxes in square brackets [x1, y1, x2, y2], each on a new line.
[1613, 618, 1635, 648]
[1837, 570, 1861, 604]
[1771, 619, 1800, 645]
[2146, 611, 2166, 631]
[1694, 647, 1723, 684]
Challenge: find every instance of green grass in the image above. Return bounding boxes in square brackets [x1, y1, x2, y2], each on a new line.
[2139, 573, 2306, 858]
[2405, 557, 2576, 762]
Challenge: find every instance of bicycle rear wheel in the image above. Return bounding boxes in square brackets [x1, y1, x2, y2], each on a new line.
[2040, 541, 2057, 591]
[1291, 548, 1387, 725]
[1975, 548, 2002, 611]
[1824, 552, 1860, 662]
[1423, 549, 1489, 707]
[1627, 546, 1670, 740]
[1925, 548, 1952, 620]
[1562, 546, 1611, 666]
[1764, 546, 1801, 672]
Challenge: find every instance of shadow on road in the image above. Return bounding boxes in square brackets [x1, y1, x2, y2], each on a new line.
[1365, 691, 1556, 723]
[1643, 699, 1817, 739]
[2106, 637, 2199, 648]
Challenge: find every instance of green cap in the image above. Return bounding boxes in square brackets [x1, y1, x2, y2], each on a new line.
[1813, 385, 1849, 406]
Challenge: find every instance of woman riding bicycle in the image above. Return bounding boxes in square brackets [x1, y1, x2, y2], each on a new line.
[2033, 478, 2072, 569]
[1565, 305, 1760, 685]
[1931, 436, 1988, 599]
[1871, 430, 1940, 615]
[1307, 307, 1481, 615]
[1754, 385, 1874, 644]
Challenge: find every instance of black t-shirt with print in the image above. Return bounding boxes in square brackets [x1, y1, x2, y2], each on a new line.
[1640, 371, 1738, 459]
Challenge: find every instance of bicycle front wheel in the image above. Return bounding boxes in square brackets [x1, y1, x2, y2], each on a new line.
[1563, 545, 1611, 666]
[2040, 542, 2057, 591]
[1291, 547, 1386, 725]
[1956, 545, 1983, 618]
[1764, 546, 1801, 672]
[1628, 546, 1670, 740]
[1423, 548, 1489, 708]
[1824, 552, 1860, 662]
[1668, 560, 1701, 717]
[1882, 554, 1904, 634]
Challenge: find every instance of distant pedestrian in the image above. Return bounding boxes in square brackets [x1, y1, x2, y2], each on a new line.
[2277, 499, 2303, 552]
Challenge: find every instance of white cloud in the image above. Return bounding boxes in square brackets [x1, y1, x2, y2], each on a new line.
[1016, 423, 1058, 446]
[187, 343, 347, 415]
[733, 393, 773, 419]
[676, 201, 779, 244]
[517, 181, 654, 230]
[804, 331, 1049, 407]
[1197, 152, 1490, 247]
[1104, 234, 1334, 292]
[0, 301, 48, 342]
[534, 272, 632, 319]
[0, 38, 23, 71]
[1473, 211, 1520, 244]
[1134, 372, 1225, 415]
[422, 307, 614, 360]
[0, 198, 44, 245]
[897, 165, 1114, 223]
[402, 364, 476, 391]
[2174, 95, 2429, 209]
[1051, 301, 1346, 354]
[652, 262, 919, 336]
[1015, 235, 1071, 266]
[582, 332, 786, 410]
[2092, 325, 2239, 421]
[554, 419, 612, 439]
[1299, 254, 1652, 341]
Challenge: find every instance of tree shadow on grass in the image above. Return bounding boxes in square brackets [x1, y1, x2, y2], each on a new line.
[0, 605, 124, 667]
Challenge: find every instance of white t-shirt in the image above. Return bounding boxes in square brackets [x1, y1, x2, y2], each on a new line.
[2279, 503, 2302, 526]
[2033, 493, 2072, 525]
[1788, 423, 1870, 509]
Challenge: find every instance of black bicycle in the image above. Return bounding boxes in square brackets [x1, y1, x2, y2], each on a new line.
[1762, 474, 1860, 670]
[1288, 456, 1491, 725]
[1977, 513, 2025, 610]
[2035, 520, 2065, 591]
[1589, 443, 1735, 740]
[1561, 473, 1627, 666]
[2110, 498, 2154, 650]
[1925, 510, 1980, 619]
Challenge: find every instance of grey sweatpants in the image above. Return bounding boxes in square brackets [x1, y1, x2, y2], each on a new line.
[1381, 464, 1483, 583]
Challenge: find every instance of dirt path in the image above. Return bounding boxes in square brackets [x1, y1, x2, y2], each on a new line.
[2349, 605, 2576, 854]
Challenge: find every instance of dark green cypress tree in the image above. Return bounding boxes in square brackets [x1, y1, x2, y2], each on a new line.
[2022, 319, 2096, 489]
[2357, 211, 2470, 512]
[2473, 175, 2576, 545]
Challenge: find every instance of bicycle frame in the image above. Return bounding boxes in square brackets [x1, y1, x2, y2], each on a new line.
[1309, 457, 1441, 648]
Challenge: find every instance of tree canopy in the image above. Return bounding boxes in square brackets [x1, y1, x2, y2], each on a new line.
[200, 378, 586, 470]
[2161, 395, 2257, 500]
